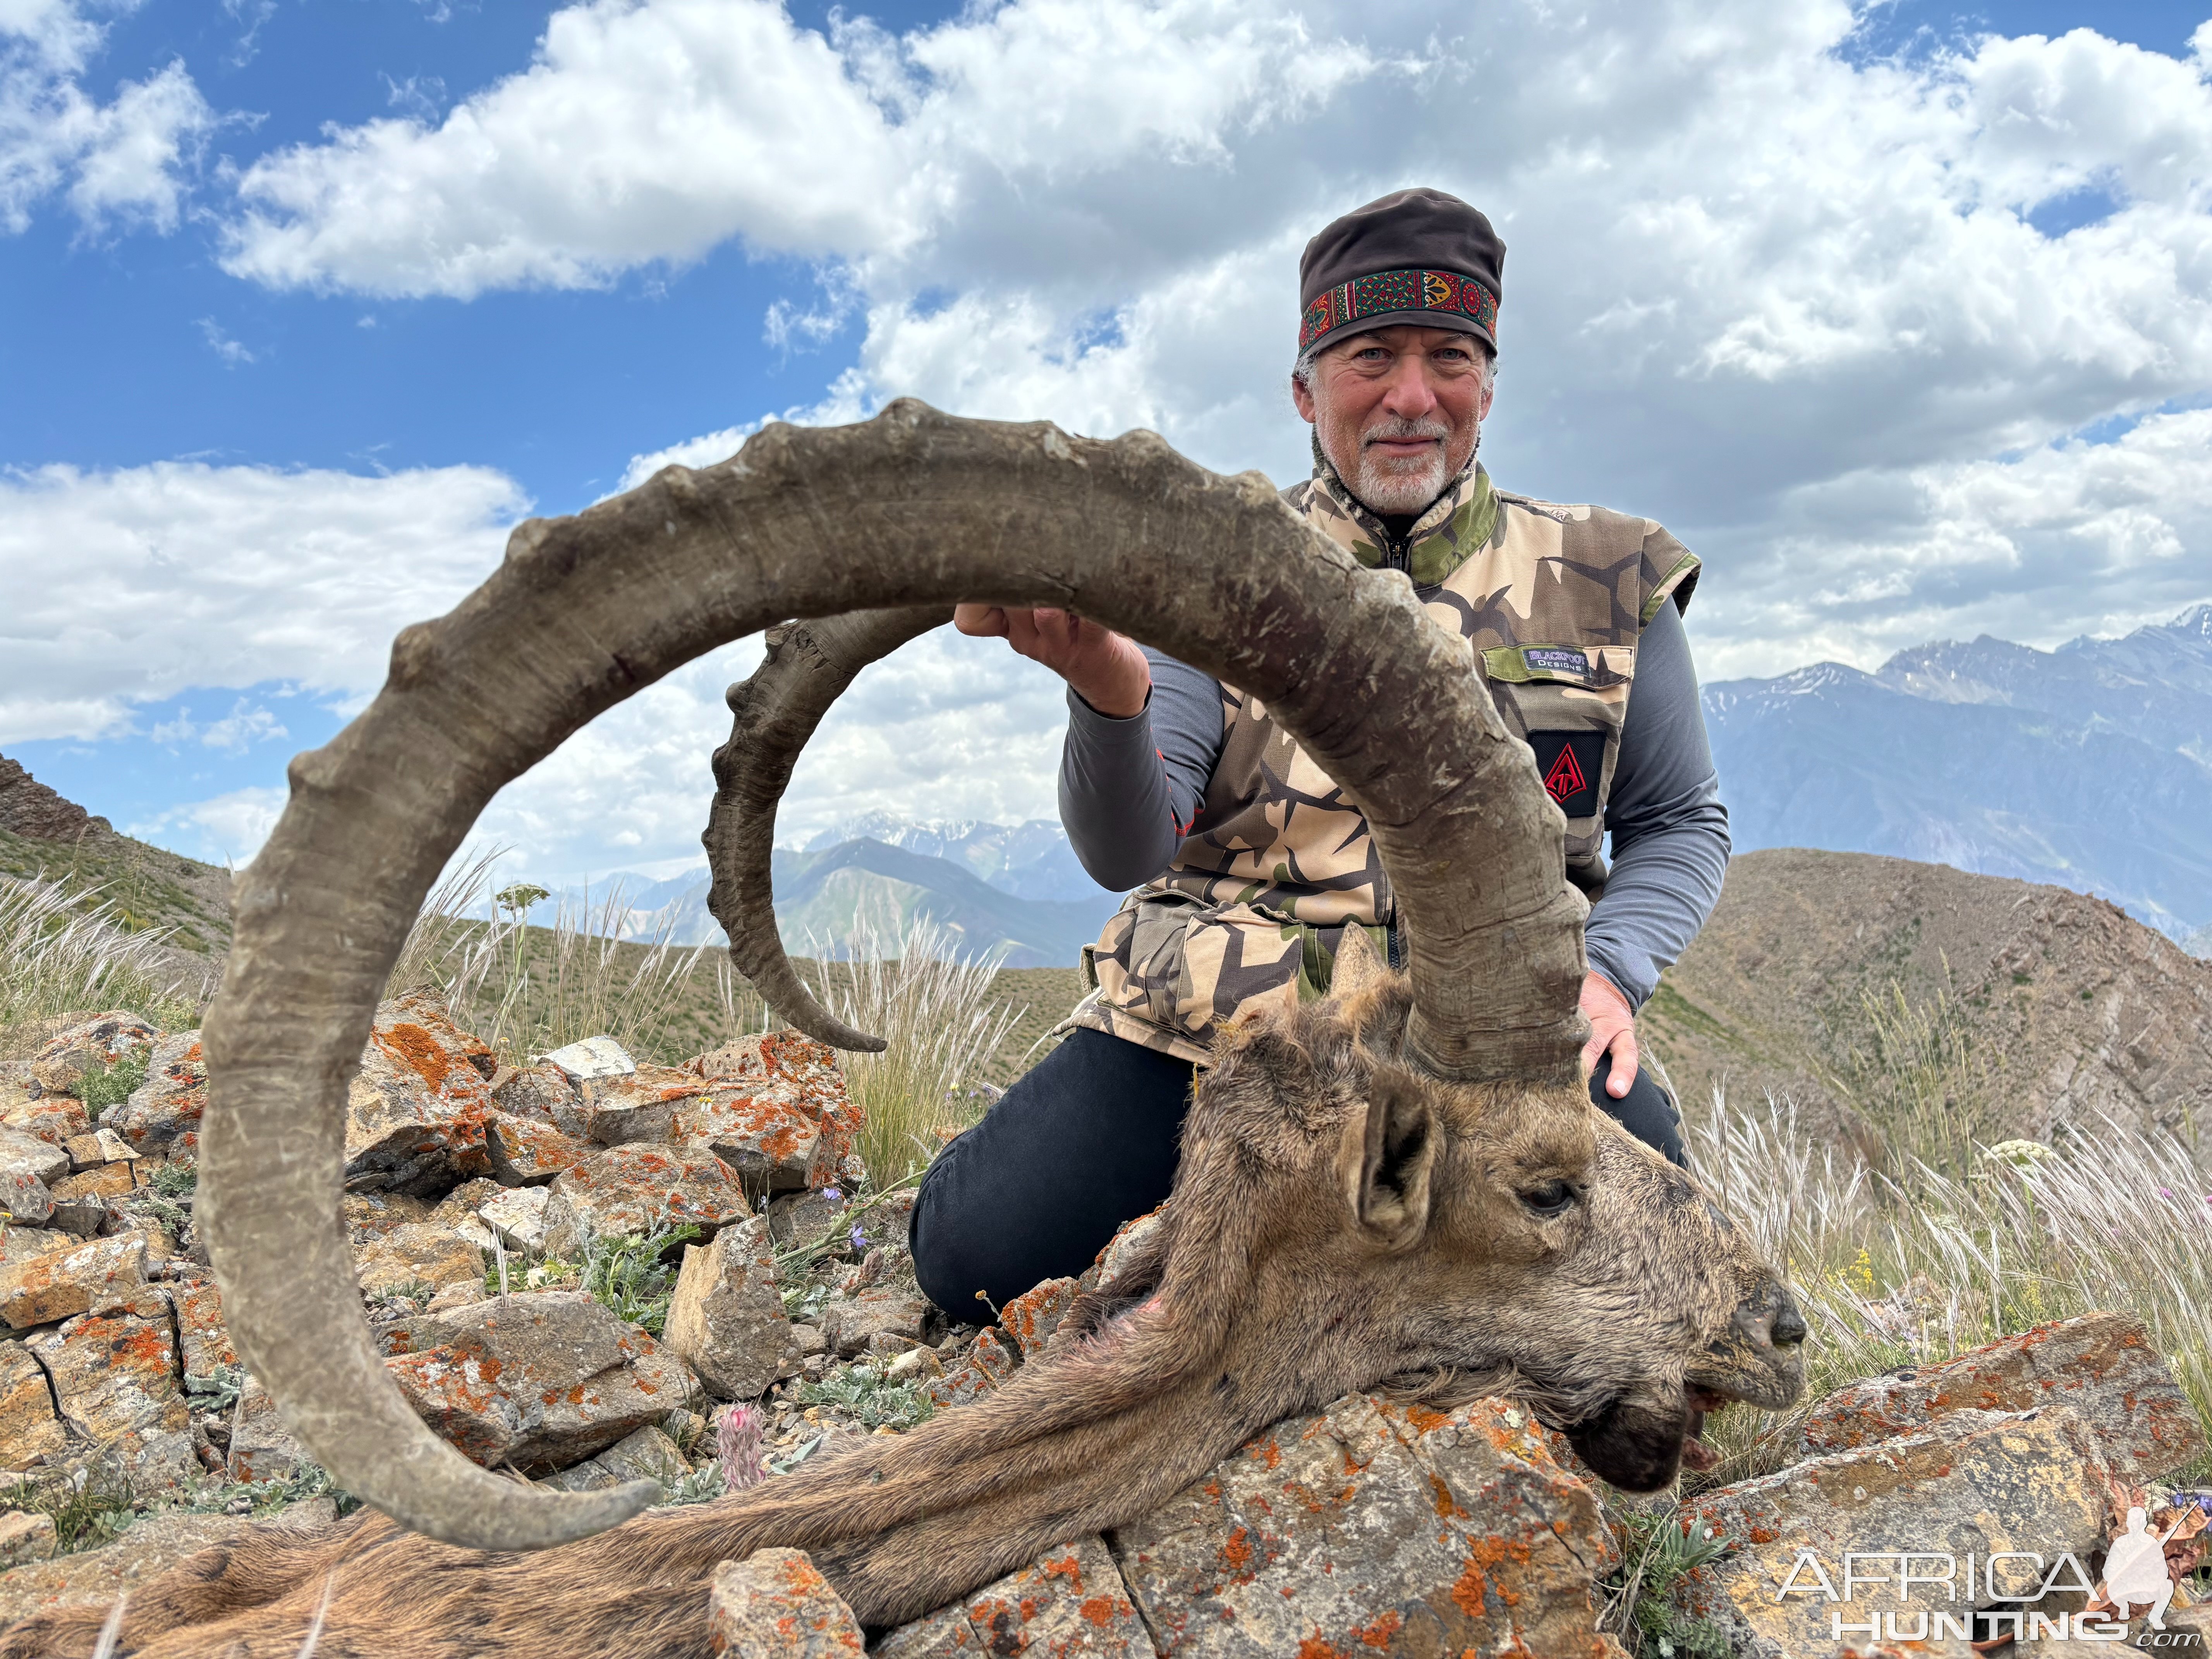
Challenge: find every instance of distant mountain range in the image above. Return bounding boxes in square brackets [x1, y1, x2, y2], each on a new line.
[521, 603, 2212, 967]
[1704, 603, 2212, 949]
[529, 814, 1120, 969]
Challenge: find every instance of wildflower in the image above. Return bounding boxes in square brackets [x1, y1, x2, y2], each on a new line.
[718, 1403, 766, 1494]
[821, 1187, 843, 1204]
[849, 1223, 867, 1253]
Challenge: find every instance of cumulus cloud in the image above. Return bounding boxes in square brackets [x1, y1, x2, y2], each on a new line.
[128, 785, 286, 868]
[0, 459, 526, 744]
[1, 2, 216, 234]
[222, 0, 2212, 670]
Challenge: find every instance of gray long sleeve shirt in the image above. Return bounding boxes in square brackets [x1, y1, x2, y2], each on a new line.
[1055, 596, 1729, 1010]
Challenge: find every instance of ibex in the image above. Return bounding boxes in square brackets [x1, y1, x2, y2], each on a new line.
[2, 404, 1803, 1658]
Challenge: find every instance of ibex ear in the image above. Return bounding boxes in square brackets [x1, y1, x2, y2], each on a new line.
[1338, 1073, 1437, 1250]
[1326, 924, 1388, 1003]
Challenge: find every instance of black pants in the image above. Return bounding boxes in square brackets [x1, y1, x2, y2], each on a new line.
[910, 1026, 1686, 1314]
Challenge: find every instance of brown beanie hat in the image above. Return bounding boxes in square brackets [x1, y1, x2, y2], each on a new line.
[1298, 188, 1504, 359]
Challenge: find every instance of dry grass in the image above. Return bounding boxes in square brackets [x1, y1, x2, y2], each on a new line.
[0, 877, 206, 1056]
[1687, 1089, 2212, 1491]
[811, 914, 1030, 1189]
[387, 853, 768, 1068]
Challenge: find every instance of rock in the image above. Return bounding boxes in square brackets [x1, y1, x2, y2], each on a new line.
[0, 1228, 74, 1271]
[0, 1175, 52, 1228]
[539, 1422, 690, 1492]
[999, 1276, 1079, 1360]
[343, 994, 499, 1197]
[0, 1091, 89, 1148]
[0, 1230, 149, 1329]
[484, 1113, 591, 1185]
[679, 1033, 862, 1194]
[342, 1190, 433, 1246]
[663, 1218, 796, 1401]
[101, 1031, 206, 1160]
[494, 1062, 589, 1142]
[60, 1130, 136, 1173]
[583, 1064, 708, 1146]
[766, 1187, 848, 1251]
[27, 1288, 188, 1444]
[0, 1501, 338, 1628]
[0, 1510, 53, 1570]
[29, 1015, 156, 1098]
[479, 1185, 558, 1254]
[426, 1279, 486, 1312]
[884, 1347, 939, 1383]
[227, 1375, 314, 1482]
[1114, 1393, 1621, 1658]
[46, 1163, 136, 1238]
[163, 1279, 235, 1380]
[353, 1219, 486, 1298]
[544, 1036, 636, 1084]
[923, 1328, 1018, 1410]
[1798, 1309, 2204, 1484]
[549, 1145, 750, 1243]
[0, 1128, 67, 1211]
[1683, 1407, 2114, 1657]
[820, 1288, 928, 1360]
[789, 1324, 826, 1358]
[875, 1534, 1150, 1658]
[705, 1547, 866, 1657]
[381, 1290, 700, 1474]
[1077, 1208, 1164, 1300]
[0, 1340, 67, 1472]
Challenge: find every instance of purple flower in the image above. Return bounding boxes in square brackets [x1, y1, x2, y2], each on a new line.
[849, 1223, 867, 1252]
[718, 1404, 766, 1494]
[821, 1187, 843, 1204]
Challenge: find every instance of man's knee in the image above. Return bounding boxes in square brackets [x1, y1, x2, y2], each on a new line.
[1590, 1060, 1686, 1168]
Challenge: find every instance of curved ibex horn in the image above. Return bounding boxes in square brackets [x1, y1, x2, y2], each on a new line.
[199, 403, 1588, 1555]
[703, 607, 953, 1051]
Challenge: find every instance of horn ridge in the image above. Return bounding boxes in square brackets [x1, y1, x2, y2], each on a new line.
[703, 607, 953, 1050]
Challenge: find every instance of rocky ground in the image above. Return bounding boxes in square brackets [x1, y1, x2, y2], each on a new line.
[0, 1000, 2206, 1655]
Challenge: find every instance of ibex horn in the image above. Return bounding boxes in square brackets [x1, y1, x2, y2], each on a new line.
[703, 607, 953, 1050]
[199, 402, 1587, 1555]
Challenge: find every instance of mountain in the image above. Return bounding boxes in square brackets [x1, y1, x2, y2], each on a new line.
[1640, 848, 2212, 1159]
[798, 812, 1109, 905]
[1704, 604, 2212, 945]
[522, 817, 1120, 968]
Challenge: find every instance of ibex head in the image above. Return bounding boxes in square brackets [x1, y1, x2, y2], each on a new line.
[192, 401, 1802, 1570]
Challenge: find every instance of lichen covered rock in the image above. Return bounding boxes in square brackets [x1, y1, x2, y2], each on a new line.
[549, 1144, 750, 1242]
[874, 1534, 1151, 1658]
[343, 994, 500, 1197]
[381, 1290, 699, 1474]
[103, 1032, 206, 1161]
[706, 1547, 866, 1657]
[664, 1217, 797, 1401]
[26, 1288, 188, 1445]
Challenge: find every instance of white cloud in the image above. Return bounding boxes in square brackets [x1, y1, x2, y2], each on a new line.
[1, 4, 216, 234]
[148, 696, 289, 753]
[128, 784, 286, 868]
[0, 459, 526, 744]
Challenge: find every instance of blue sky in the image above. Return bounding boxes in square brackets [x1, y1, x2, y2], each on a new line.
[6, 0, 2212, 880]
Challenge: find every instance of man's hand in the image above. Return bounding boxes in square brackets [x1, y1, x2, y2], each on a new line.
[1580, 972, 1638, 1099]
[953, 605, 1152, 718]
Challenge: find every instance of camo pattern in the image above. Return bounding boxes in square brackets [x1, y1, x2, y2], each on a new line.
[1066, 455, 1700, 1063]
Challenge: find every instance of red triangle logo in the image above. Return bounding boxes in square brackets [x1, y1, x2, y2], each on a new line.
[1543, 744, 1587, 804]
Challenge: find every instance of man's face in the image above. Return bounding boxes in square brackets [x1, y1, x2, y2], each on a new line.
[1291, 325, 1494, 515]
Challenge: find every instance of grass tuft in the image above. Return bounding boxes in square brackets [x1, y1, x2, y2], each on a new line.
[0, 878, 204, 1057]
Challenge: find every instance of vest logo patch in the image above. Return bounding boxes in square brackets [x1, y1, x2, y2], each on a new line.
[1528, 731, 1604, 817]
[1523, 647, 1592, 678]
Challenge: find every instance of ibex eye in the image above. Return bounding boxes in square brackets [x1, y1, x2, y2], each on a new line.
[1520, 1180, 1576, 1218]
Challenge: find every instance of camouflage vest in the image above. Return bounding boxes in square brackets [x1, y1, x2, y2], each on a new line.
[1065, 456, 1701, 1065]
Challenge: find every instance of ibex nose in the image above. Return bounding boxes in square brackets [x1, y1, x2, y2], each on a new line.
[1732, 1278, 1807, 1355]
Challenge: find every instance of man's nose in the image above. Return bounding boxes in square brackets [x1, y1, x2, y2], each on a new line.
[1379, 355, 1438, 419]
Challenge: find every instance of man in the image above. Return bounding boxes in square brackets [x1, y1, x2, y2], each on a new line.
[910, 188, 1729, 1314]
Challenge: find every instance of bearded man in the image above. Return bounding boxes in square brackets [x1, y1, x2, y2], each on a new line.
[910, 189, 1729, 1313]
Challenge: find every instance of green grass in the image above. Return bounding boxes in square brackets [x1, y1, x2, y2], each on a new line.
[77, 1050, 149, 1116]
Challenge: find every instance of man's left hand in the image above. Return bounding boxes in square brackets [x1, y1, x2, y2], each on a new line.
[1580, 973, 1637, 1099]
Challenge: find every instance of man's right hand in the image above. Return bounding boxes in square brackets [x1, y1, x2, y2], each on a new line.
[953, 605, 1153, 718]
